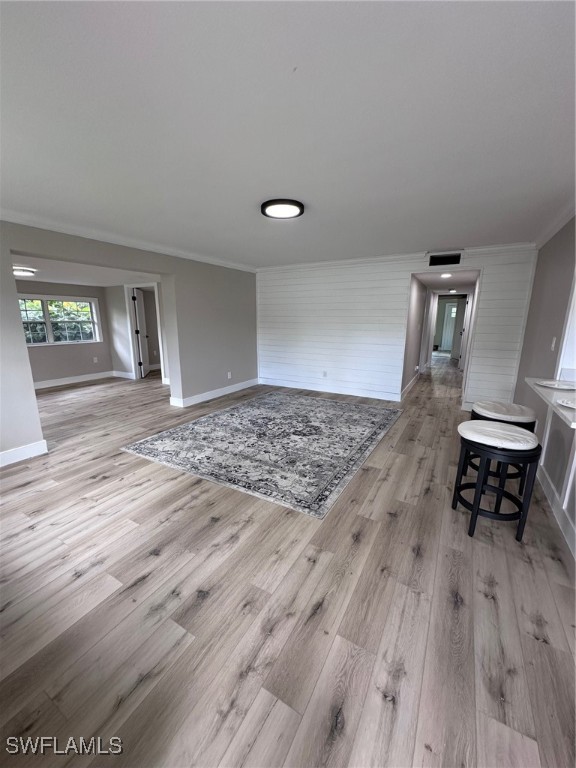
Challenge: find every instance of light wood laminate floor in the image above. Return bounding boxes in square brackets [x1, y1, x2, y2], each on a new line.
[1, 359, 574, 767]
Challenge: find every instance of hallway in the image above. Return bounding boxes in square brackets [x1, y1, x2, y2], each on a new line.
[0, 366, 574, 767]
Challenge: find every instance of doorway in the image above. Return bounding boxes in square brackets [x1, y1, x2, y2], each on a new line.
[125, 283, 166, 382]
[406, 269, 480, 406]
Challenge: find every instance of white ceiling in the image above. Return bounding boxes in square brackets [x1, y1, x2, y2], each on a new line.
[414, 269, 479, 292]
[12, 255, 160, 287]
[1, 2, 574, 270]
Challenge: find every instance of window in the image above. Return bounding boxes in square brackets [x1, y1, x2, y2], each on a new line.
[18, 296, 101, 345]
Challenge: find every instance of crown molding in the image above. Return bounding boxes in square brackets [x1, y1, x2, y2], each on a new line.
[0, 210, 258, 273]
[535, 199, 576, 249]
[256, 242, 537, 273]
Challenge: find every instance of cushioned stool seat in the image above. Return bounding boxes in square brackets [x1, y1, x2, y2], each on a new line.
[472, 400, 536, 424]
[467, 400, 537, 492]
[452, 420, 541, 541]
[458, 421, 539, 450]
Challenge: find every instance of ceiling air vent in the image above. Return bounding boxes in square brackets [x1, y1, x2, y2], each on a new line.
[428, 252, 462, 266]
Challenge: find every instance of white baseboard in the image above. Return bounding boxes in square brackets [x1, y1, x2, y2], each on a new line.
[257, 377, 401, 402]
[112, 370, 137, 380]
[34, 371, 137, 389]
[35, 371, 119, 389]
[0, 439, 48, 467]
[401, 373, 419, 400]
[170, 378, 259, 408]
[149, 364, 161, 371]
[538, 465, 576, 558]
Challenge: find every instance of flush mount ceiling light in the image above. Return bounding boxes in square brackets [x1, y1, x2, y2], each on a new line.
[261, 199, 304, 219]
[441, 273, 452, 278]
[449, 289, 457, 293]
[13, 266, 37, 278]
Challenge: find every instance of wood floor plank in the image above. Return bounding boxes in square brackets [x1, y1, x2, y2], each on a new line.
[348, 582, 431, 768]
[218, 688, 300, 768]
[338, 508, 409, 653]
[264, 516, 379, 714]
[100, 586, 270, 768]
[550, 581, 575, 656]
[476, 712, 541, 768]
[507, 542, 569, 652]
[0, 572, 122, 681]
[473, 541, 535, 737]
[0, 548, 197, 724]
[0, 359, 572, 768]
[52, 618, 194, 766]
[521, 634, 575, 768]
[282, 635, 374, 768]
[412, 546, 476, 768]
[0, 691, 67, 764]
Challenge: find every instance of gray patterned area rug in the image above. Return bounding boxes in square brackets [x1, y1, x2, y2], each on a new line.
[124, 393, 401, 519]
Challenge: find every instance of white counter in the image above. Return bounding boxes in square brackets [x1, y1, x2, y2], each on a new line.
[525, 377, 576, 556]
[526, 377, 576, 429]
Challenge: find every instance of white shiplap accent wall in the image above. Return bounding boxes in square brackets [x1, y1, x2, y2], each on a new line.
[463, 252, 537, 408]
[257, 246, 537, 405]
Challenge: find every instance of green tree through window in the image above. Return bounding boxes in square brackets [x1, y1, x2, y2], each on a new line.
[18, 297, 99, 345]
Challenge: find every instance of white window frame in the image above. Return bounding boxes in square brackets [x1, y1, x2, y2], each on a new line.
[18, 294, 103, 346]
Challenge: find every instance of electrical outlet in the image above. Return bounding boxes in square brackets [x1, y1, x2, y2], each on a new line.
[93, 357, 98, 363]
[415, 365, 419, 372]
[227, 371, 232, 379]
[551, 336, 556, 351]
[322, 371, 327, 378]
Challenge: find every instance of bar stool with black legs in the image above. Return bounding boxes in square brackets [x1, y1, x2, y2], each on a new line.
[452, 420, 541, 541]
[465, 400, 537, 493]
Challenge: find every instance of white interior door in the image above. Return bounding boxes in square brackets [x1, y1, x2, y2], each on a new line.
[132, 288, 150, 377]
[451, 298, 467, 361]
[441, 302, 457, 350]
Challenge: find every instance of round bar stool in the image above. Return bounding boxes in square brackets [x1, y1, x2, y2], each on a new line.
[452, 420, 541, 541]
[466, 400, 537, 493]
[471, 400, 536, 431]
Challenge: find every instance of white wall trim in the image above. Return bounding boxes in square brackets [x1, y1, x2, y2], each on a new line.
[256, 242, 536, 273]
[0, 439, 48, 467]
[258, 377, 401, 402]
[537, 465, 576, 558]
[162, 377, 170, 385]
[112, 370, 137, 380]
[170, 378, 259, 408]
[401, 372, 419, 400]
[535, 199, 575, 249]
[34, 371, 136, 389]
[1, 210, 257, 273]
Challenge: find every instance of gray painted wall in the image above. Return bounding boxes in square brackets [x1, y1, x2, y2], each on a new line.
[434, 297, 451, 348]
[514, 217, 575, 433]
[1, 222, 258, 459]
[0, 254, 44, 454]
[104, 286, 133, 375]
[16, 280, 113, 382]
[402, 276, 427, 391]
[514, 217, 575, 527]
[143, 290, 160, 365]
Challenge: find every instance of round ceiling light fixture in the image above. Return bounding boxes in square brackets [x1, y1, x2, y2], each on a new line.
[449, 289, 457, 293]
[261, 199, 304, 219]
[441, 273, 452, 279]
[13, 266, 37, 278]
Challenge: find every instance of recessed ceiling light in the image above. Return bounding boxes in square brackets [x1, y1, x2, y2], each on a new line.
[441, 273, 452, 278]
[261, 199, 304, 219]
[449, 289, 457, 293]
[13, 267, 37, 278]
